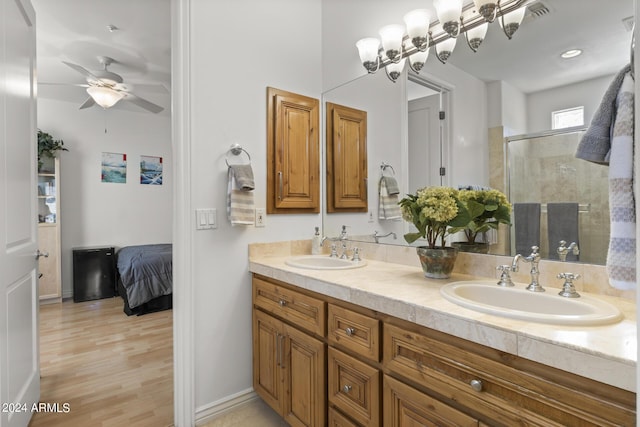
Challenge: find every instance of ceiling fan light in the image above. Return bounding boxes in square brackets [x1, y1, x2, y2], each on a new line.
[87, 86, 124, 109]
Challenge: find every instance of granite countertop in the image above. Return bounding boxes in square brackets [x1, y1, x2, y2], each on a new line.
[249, 252, 637, 393]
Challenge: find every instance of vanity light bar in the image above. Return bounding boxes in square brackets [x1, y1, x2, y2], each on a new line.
[358, 0, 532, 77]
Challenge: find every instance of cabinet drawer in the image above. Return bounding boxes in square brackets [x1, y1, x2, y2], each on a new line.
[384, 374, 478, 427]
[328, 347, 380, 427]
[328, 304, 379, 362]
[328, 407, 359, 427]
[253, 277, 325, 336]
[384, 323, 635, 426]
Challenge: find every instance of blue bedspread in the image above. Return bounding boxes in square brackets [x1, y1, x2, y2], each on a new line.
[117, 244, 172, 308]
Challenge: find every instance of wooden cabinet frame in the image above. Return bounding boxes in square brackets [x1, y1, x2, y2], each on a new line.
[267, 87, 320, 213]
[326, 102, 368, 213]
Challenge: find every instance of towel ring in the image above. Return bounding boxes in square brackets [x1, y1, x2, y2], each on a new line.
[225, 143, 251, 166]
[380, 162, 395, 176]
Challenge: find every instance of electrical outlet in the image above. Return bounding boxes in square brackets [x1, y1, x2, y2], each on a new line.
[255, 208, 266, 227]
[368, 209, 374, 223]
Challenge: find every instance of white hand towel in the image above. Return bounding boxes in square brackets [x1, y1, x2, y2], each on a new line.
[607, 72, 635, 290]
[378, 177, 401, 220]
[227, 166, 255, 226]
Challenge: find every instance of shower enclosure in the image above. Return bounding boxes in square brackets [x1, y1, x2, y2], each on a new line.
[507, 127, 609, 264]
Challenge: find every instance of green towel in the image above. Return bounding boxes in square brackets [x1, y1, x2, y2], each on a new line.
[381, 176, 399, 195]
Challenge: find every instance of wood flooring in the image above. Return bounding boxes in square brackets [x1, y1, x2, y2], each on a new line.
[29, 297, 173, 427]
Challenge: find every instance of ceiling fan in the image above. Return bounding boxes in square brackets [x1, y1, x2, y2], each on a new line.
[61, 56, 164, 114]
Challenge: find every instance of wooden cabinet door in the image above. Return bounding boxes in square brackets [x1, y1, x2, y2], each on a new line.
[326, 102, 367, 212]
[384, 375, 478, 427]
[267, 87, 319, 213]
[253, 309, 284, 415]
[282, 323, 326, 427]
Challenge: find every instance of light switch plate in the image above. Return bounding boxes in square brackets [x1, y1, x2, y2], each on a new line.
[255, 208, 266, 227]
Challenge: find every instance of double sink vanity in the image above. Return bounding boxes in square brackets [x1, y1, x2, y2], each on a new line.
[249, 240, 636, 426]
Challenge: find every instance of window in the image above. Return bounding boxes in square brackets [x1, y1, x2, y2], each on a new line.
[552, 106, 584, 129]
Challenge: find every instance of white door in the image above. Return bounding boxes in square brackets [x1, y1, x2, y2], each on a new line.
[0, 0, 40, 426]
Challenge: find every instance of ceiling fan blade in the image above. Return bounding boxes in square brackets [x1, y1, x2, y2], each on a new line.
[79, 97, 96, 110]
[122, 92, 164, 114]
[62, 61, 102, 82]
[39, 82, 90, 88]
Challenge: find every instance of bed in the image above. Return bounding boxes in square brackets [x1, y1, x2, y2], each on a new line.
[116, 243, 173, 316]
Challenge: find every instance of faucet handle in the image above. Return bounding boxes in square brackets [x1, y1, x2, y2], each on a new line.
[329, 243, 338, 258]
[496, 265, 514, 287]
[557, 273, 581, 298]
[352, 247, 362, 262]
[530, 246, 539, 255]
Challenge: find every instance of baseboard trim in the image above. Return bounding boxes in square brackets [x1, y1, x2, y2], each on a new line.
[195, 388, 258, 426]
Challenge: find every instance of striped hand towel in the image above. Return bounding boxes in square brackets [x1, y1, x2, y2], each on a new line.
[227, 165, 255, 226]
[607, 72, 635, 290]
[378, 176, 401, 220]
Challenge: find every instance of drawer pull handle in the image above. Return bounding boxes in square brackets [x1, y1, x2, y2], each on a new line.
[470, 379, 483, 392]
[279, 299, 287, 307]
[342, 385, 352, 393]
[345, 327, 355, 336]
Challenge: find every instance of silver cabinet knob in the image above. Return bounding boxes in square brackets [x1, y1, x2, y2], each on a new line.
[279, 299, 287, 307]
[470, 379, 483, 392]
[345, 327, 355, 336]
[342, 385, 352, 393]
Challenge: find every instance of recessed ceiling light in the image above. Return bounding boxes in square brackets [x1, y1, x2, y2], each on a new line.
[561, 49, 582, 59]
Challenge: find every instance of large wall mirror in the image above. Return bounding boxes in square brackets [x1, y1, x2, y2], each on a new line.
[321, 0, 634, 265]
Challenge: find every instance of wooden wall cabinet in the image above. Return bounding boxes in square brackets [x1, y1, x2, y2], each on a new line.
[252, 274, 636, 427]
[267, 87, 320, 214]
[326, 102, 368, 213]
[37, 156, 61, 303]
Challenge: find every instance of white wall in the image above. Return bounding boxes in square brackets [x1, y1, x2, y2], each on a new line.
[188, 0, 322, 411]
[37, 98, 172, 298]
[527, 74, 613, 133]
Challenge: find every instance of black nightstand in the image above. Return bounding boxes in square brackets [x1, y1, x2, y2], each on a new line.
[72, 246, 116, 302]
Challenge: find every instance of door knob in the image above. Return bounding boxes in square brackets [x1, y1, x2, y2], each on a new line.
[35, 250, 49, 260]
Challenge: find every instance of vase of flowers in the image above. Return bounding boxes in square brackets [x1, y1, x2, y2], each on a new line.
[399, 186, 470, 279]
[450, 188, 512, 254]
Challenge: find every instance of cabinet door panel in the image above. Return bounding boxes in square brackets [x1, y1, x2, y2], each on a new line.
[267, 87, 319, 213]
[253, 310, 284, 414]
[283, 324, 325, 427]
[326, 102, 367, 212]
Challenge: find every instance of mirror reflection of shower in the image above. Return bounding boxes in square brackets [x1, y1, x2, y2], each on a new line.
[507, 127, 609, 264]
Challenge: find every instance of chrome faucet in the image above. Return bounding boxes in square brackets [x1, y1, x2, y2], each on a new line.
[322, 225, 350, 258]
[511, 246, 544, 292]
[373, 230, 397, 243]
[557, 240, 579, 262]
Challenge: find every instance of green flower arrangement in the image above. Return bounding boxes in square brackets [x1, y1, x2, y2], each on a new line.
[450, 189, 512, 244]
[399, 186, 470, 248]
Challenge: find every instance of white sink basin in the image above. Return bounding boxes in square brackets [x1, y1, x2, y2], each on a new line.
[440, 281, 623, 326]
[285, 255, 367, 270]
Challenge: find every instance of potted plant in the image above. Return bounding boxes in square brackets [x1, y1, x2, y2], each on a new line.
[399, 186, 470, 279]
[450, 189, 512, 253]
[37, 129, 68, 171]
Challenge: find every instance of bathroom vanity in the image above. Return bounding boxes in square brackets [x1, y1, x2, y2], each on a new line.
[249, 242, 636, 426]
